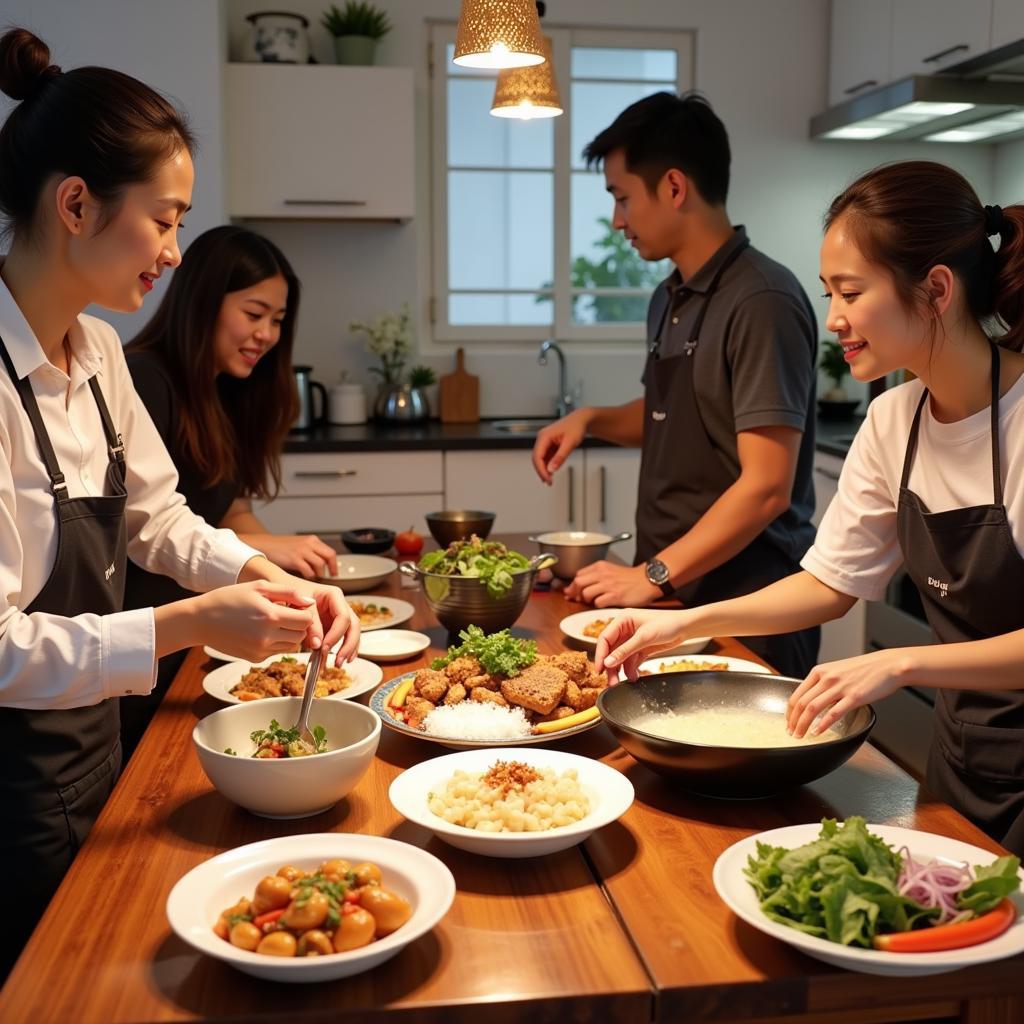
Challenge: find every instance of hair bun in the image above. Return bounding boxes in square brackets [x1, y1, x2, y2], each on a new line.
[0, 28, 60, 102]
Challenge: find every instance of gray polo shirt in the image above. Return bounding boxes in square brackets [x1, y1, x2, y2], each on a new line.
[643, 226, 817, 565]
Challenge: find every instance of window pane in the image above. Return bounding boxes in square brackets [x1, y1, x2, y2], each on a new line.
[448, 78, 554, 168]
[571, 81, 669, 168]
[448, 171, 553, 291]
[450, 292, 553, 326]
[570, 170, 670, 324]
[571, 47, 677, 81]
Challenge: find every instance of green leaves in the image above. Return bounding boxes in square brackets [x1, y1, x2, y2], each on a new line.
[957, 856, 1022, 915]
[431, 625, 537, 678]
[418, 536, 530, 598]
[321, 2, 392, 40]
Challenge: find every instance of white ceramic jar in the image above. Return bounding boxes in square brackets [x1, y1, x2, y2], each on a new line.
[243, 11, 311, 64]
[329, 382, 367, 425]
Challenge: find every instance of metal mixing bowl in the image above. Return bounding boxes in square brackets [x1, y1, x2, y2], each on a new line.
[425, 510, 496, 547]
[529, 530, 632, 581]
[597, 671, 874, 798]
[400, 554, 556, 634]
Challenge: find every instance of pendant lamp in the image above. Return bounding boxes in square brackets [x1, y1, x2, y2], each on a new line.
[491, 32, 562, 119]
[453, 0, 546, 69]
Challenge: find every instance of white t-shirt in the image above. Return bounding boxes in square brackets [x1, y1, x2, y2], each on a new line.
[0, 275, 262, 710]
[801, 369, 1024, 602]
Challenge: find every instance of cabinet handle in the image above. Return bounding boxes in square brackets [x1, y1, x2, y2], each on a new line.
[294, 470, 358, 478]
[814, 466, 841, 482]
[843, 78, 878, 95]
[284, 199, 368, 206]
[922, 43, 969, 64]
[568, 465, 575, 524]
[600, 465, 607, 523]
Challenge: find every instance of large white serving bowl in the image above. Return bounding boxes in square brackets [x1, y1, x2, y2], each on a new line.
[166, 832, 456, 983]
[193, 697, 380, 818]
[389, 746, 634, 858]
[317, 554, 397, 593]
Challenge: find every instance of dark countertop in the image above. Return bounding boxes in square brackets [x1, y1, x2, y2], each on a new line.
[285, 415, 865, 457]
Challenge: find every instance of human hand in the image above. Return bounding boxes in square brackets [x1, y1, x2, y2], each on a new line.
[249, 533, 339, 578]
[564, 562, 659, 608]
[531, 409, 590, 485]
[286, 578, 361, 666]
[787, 649, 912, 737]
[594, 607, 697, 684]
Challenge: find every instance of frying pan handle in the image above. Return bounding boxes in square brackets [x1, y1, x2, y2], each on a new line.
[608, 531, 633, 544]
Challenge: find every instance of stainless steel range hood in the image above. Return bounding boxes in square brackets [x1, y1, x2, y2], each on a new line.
[810, 74, 1024, 144]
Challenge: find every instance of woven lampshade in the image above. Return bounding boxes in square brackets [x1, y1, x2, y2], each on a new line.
[453, 0, 546, 69]
[491, 34, 562, 119]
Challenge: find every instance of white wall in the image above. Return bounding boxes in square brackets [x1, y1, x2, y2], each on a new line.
[994, 139, 1024, 204]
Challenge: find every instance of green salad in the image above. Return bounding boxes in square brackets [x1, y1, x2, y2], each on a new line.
[224, 719, 328, 759]
[431, 625, 537, 678]
[418, 535, 530, 598]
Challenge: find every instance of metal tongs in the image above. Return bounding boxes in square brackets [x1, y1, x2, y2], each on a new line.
[294, 644, 325, 748]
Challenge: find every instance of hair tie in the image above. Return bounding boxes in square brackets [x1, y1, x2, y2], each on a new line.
[24, 63, 62, 100]
[984, 204, 1005, 238]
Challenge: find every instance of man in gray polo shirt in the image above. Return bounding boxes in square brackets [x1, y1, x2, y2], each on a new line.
[532, 92, 818, 677]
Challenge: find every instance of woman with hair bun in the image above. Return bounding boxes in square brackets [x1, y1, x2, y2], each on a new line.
[595, 160, 1024, 854]
[0, 27, 358, 972]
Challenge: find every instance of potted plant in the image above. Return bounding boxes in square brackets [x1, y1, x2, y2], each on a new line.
[351, 304, 430, 423]
[818, 340, 861, 420]
[321, 1, 392, 66]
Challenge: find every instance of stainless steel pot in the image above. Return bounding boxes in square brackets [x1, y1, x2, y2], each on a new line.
[292, 365, 327, 431]
[528, 530, 632, 581]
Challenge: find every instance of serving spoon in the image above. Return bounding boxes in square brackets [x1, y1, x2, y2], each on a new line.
[294, 645, 324, 748]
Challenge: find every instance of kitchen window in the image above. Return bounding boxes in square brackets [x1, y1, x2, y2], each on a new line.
[429, 23, 694, 344]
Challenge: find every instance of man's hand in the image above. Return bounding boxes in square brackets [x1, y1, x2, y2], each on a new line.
[531, 409, 591, 485]
[564, 561, 660, 608]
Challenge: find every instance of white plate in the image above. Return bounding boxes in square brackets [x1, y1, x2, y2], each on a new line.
[713, 823, 1024, 976]
[559, 609, 711, 656]
[635, 654, 772, 676]
[203, 645, 242, 662]
[317, 555, 398, 593]
[389, 747, 634, 858]
[358, 629, 431, 663]
[202, 652, 382, 705]
[166, 833, 455, 983]
[347, 596, 414, 632]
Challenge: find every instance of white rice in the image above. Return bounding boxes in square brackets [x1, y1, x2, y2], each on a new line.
[421, 702, 533, 740]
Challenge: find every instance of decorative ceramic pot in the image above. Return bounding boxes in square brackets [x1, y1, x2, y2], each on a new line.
[333, 35, 378, 65]
[244, 11, 311, 64]
[375, 385, 429, 423]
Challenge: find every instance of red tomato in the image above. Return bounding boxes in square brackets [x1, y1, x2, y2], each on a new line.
[395, 527, 424, 557]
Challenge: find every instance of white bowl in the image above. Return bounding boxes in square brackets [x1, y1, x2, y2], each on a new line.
[357, 629, 431, 663]
[166, 833, 455, 983]
[318, 555, 398, 593]
[388, 747, 634, 858]
[193, 697, 380, 818]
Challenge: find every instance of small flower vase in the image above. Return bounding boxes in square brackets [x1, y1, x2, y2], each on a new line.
[375, 384, 429, 424]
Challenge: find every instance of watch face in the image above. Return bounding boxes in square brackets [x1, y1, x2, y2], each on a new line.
[646, 559, 669, 585]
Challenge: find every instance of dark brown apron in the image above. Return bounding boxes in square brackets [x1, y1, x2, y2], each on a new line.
[896, 341, 1024, 855]
[636, 239, 818, 678]
[0, 334, 127, 975]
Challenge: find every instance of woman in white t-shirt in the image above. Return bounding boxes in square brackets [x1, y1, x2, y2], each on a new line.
[595, 160, 1024, 854]
[0, 27, 359, 973]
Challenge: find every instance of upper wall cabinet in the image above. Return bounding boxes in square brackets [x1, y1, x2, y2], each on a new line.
[828, 1, 893, 108]
[890, 0, 994, 80]
[993, 0, 1024, 49]
[224, 64, 414, 221]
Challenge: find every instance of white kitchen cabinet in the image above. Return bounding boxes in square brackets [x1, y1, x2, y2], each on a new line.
[812, 450, 867, 662]
[582, 448, 641, 563]
[444, 450, 584, 533]
[992, 0, 1024, 49]
[890, 0, 993, 79]
[827, 0, 894, 107]
[224, 64, 414, 221]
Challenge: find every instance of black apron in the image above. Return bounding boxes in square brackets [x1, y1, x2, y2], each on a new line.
[0, 334, 128, 974]
[897, 342, 1024, 855]
[636, 240, 818, 678]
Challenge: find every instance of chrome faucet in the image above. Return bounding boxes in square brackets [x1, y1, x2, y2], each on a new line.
[538, 339, 575, 418]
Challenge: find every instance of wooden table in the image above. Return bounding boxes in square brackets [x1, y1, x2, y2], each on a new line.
[2, 543, 1022, 1023]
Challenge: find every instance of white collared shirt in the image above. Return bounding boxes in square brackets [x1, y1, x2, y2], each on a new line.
[0, 275, 262, 709]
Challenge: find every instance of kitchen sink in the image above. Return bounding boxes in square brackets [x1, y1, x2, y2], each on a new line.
[492, 419, 552, 434]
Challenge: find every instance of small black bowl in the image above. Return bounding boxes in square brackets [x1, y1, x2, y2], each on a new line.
[341, 528, 395, 555]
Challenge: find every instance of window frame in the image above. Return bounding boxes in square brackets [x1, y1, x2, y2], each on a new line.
[428, 22, 694, 346]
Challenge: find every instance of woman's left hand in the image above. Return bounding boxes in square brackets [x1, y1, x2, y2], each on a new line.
[289, 579, 361, 665]
[787, 649, 914, 738]
[247, 533, 339, 578]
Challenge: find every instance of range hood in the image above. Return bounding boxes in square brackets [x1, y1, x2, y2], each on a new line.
[810, 69, 1024, 144]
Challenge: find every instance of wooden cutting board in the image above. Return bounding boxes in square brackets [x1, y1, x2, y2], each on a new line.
[439, 347, 479, 423]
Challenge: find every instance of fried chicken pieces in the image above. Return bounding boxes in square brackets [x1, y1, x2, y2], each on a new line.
[401, 648, 607, 730]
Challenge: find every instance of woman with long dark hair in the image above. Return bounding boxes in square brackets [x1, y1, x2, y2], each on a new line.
[595, 160, 1024, 854]
[0, 27, 358, 972]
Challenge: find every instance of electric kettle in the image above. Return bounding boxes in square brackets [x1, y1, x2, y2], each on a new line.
[292, 365, 328, 431]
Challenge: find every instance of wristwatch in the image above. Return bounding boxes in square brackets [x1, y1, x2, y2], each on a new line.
[644, 558, 675, 598]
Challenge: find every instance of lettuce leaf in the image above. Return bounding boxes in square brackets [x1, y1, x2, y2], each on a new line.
[957, 855, 1021, 915]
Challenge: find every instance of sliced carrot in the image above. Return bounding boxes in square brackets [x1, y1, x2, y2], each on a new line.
[252, 908, 286, 930]
[873, 898, 1017, 953]
[389, 679, 415, 709]
[531, 705, 600, 735]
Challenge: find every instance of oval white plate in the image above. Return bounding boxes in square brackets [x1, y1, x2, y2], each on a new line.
[347, 596, 414, 632]
[389, 746, 634, 858]
[713, 822, 1024, 976]
[634, 654, 772, 676]
[166, 833, 455, 983]
[358, 629, 431, 663]
[202, 652, 382, 705]
[559, 609, 711, 656]
[317, 555, 398, 593]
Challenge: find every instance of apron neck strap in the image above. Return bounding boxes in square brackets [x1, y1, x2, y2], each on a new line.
[687, 237, 751, 346]
[87, 375, 125, 465]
